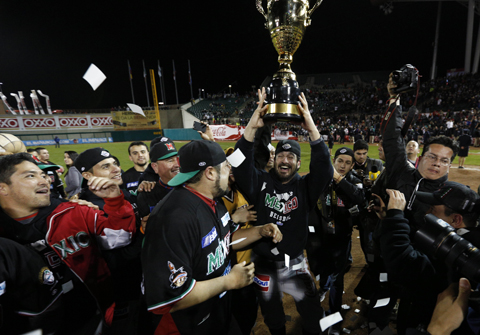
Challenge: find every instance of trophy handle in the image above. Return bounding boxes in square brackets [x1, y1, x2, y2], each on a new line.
[256, 0, 268, 21]
[307, 0, 323, 18]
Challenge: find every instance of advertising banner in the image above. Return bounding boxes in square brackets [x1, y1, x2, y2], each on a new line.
[208, 125, 297, 141]
[111, 110, 159, 130]
[23, 138, 113, 147]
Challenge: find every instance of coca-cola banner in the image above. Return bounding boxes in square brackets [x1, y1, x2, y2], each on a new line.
[209, 124, 245, 140]
[209, 124, 297, 141]
[272, 128, 297, 141]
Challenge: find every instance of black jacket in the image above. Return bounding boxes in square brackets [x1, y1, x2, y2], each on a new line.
[381, 104, 448, 228]
[234, 135, 333, 260]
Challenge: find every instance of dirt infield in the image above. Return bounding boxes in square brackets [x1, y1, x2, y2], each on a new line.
[251, 165, 480, 335]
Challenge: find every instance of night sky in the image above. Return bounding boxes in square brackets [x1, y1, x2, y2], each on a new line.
[0, 0, 474, 110]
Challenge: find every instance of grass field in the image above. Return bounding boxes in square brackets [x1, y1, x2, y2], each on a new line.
[38, 140, 480, 178]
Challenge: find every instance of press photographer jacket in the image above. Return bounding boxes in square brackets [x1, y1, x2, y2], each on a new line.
[378, 208, 455, 331]
[233, 135, 333, 260]
[381, 104, 448, 226]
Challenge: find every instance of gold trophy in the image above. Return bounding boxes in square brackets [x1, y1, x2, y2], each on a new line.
[256, 0, 323, 122]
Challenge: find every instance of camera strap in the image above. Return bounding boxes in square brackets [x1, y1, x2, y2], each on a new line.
[401, 105, 419, 137]
[379, 97, 399, 136]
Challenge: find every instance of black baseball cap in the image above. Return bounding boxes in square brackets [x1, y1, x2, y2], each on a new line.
[150, 138, 178, 161]
[150, 136, 171, 150]
[416, 181, 480, 215]
[275, 140, 301, 158]
[334, 147, 355, 160]
[74, 147, 113, 173]
[168, 140, 226, 187]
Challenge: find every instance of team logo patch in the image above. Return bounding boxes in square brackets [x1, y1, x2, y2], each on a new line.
[340, 148, 347, 154]
[202, 227, 218, 248]
[0, 281, 5, 296]
[39, 267, 55, 285]
[101, 150, 110, 157]
[199, 162, 206, 167]
[276, 221, 283, 226]
[254, 274, 270, 292]
[127, 181, 139, 189]
[165, 143, 174, 151]
[282, 144, 291, 150]
[161, 137, 168, 142]
[168, 261, 188, 289]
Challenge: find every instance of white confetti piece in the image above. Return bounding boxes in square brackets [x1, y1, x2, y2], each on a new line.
[319, 312, 342, 332]
[229, 237, 246, 246]
[374, 297, 390, 308]
[357, 297, 362, 301]
[226, 149, 246, 168]
[291, 259, 305, 271]
[354, 309, 360, 313]
[308, 226, 315, 233]
[83, 63, 106, 91]
[285, 254, 290, 268]
[341, 304, 350, 310]
[268, 143, 275, 152]
[271, 247, 279, 255]
[127, 103, 145, 117]
[379, 273, 388, 282]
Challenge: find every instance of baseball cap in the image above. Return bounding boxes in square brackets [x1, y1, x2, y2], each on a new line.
[275, 140, 301, 158]
[334, 147, 355, 160]
[150, 136, 171, 150]
[37, 163, 62, 172]
[150, 139, 178, 161]
[168, 140, 226, 187]
[74, 147, 112, 173]
[416, 181, 480, 215]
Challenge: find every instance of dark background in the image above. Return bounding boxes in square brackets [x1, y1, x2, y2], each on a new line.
[0, 0, 474, 109]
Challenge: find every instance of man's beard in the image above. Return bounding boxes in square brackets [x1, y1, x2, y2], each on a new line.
[273, 164, 299, 183]
[137, 161, 148, 167]
[213, 176, 228, 198]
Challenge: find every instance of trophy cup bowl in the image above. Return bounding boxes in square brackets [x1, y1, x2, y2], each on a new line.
[257, 0, 322, 123]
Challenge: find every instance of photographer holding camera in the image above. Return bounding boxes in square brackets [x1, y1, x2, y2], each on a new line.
[375, 182, 480, 334]
[381, 66, 460, 228]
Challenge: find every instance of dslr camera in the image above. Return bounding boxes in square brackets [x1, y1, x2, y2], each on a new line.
[415, 214, 480, 283]
[391, 64, 419, 94]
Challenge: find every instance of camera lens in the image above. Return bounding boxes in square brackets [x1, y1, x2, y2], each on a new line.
[415, 214, 480, 282]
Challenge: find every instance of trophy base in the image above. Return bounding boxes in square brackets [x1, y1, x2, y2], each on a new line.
[264, 76, 303, 123]
[264, 103, 304, 123]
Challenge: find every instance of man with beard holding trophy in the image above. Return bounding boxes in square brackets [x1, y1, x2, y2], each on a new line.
[233, 88, 332, 335]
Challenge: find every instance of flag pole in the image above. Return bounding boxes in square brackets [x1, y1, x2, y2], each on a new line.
[127, 60, 135, 104]
[188, 59, 194, 101]
[161, 67, 167, 105]
[158, 60, 166, 104]
[143, 60, 151, 107]
[173, 60, 179, 105]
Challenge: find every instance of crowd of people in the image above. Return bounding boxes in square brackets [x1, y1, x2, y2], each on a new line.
[0, 72, 479, 335]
